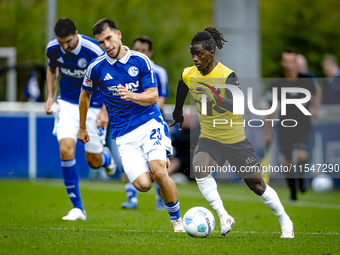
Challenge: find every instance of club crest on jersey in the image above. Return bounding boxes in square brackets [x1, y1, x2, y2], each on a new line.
[78, 58, 87, 68]
[128, 66, 139, 77]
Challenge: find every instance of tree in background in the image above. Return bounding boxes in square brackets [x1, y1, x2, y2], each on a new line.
[1, 0, 340, 100]
[261, 0, 340, 79]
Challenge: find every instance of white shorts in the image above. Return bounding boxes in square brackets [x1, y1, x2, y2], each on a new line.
[115, 116, 173, 183]
[53, 99, 106, 153]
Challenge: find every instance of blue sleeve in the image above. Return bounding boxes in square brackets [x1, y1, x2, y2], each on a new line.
[139, 57, 157, 90]
[46, 47, 58, 69]
[156, 70, 169, 98]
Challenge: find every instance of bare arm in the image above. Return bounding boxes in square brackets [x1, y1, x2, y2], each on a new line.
[45, 66, 59, 114]
[77, 88, 92, 143]
[117, 85, 158, 106]
[96, 103, 109, 128]
[169, 79, 189, 130]
[157, 96, 166, 110]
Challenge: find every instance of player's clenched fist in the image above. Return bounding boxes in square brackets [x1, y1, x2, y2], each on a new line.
[77, 128, 90, 143]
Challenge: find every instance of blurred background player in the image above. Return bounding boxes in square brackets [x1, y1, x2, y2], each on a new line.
[167, 108, 200, 179]
[44, 18, 116, 221]
[296, 53, 322, 116]
[171, 27, 294, 238]
[266, 49, 317, 201]
[321, 54, 340, 104]
[78, 18, 184, 232]
[121, 36, 170, 210]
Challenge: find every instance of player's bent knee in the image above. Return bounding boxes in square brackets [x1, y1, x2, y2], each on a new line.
[59, 148, 75, 161]
[87, 159, 101, 169]
[59, 138, 76, 160]
[193, 168, 210, 179]
[132, 173, 152, 192]
[193, 157, 210, 168]
[86, 153, 102, 169]
[244, 177, 266, 196]
[133, 181, 152, 192]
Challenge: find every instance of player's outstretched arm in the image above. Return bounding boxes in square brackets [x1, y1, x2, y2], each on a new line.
[45, 67, 59, 114]
[117, 85, 158, 106]
[169, 79, 189, 130]
[77, 88, 92, 143]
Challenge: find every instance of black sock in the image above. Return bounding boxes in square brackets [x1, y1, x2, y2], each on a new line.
[297, 161, 307, 192]
[286, 178, 297, 200]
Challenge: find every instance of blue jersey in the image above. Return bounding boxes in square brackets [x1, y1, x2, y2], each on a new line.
[82, 47, 162, 138]
[152, 61, 169, 98]
[46, 34, 104, 108]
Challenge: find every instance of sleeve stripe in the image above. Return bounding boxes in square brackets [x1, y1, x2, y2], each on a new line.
[46, 38, 58, 51]
[131, 51, 152, 70]
[82, 39, 104, 56]
[153, 65, 168, 95]
[86, 55, 106, 78]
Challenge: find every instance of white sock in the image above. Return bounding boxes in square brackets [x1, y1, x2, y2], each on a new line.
[196, 175, 228, 218]
[260, 184, 291, 226]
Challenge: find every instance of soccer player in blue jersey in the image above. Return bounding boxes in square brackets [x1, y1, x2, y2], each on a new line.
[121, 36, 170, 210]
[44, 18, 116, 221]
[77, 18, 184, 232]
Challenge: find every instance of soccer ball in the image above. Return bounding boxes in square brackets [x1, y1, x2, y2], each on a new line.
[311, 174, 334, 192]
[183, 206, 215, 238]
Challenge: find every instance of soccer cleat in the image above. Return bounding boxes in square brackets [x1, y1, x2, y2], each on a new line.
[220, 214, 235, 236]
[171, 218, 186, 232]
[62, 208, 87, 221]
[103, 147, 116, 177]
[121, 201, 138, 209]
[281, 221, 294, 238]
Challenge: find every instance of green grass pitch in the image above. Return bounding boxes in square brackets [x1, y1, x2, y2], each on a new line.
[0, 180, 339, 254]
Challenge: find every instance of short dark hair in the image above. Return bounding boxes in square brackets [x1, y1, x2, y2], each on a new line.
[191, 27, 227, 51]
[133, 36, 153, 51]
[54, 18, 76, 37]
[282, 48, 296, 54]
[323, 54, 339, 66]
[93, 18, 117, 36]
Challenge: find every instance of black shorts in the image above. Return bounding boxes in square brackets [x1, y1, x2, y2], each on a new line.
[278, 128, 310, 160]
[194, 138, 260, 178]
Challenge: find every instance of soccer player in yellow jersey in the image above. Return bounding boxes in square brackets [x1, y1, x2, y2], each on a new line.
[170, 27, 294, 238]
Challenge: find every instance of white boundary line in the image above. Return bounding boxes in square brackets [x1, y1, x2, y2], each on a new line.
[4, 226, 339, 235]
[35, 181, 340, 210]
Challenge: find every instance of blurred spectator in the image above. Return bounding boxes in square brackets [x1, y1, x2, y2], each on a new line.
[132, 36, 170, 111]
[265, 49, 316, 201]
[321, 54, 340, 104]
[296, 54, 322, 116]
[168, 109, 200, 179]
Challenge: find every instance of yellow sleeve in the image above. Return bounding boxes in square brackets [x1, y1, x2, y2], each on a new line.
[182, 67, 192, 89]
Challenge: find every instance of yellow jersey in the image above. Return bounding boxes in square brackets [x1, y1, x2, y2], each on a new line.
[182, 62, 246, 144]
